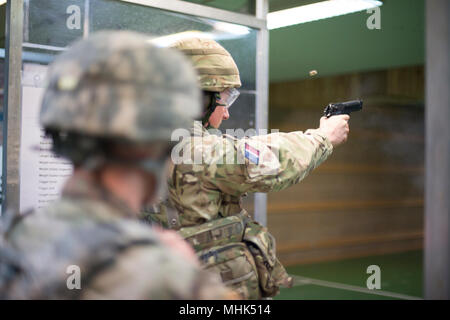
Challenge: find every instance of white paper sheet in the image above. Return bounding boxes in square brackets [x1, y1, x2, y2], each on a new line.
[20, 64, 73, 212]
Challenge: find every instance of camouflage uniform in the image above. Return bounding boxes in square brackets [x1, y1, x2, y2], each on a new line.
[2, 176, 231, 299]
[0, 31, 232, 300]
[147, 38, 333, 299]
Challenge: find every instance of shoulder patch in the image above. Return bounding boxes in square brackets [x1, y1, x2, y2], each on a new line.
[245, 143, 260, 164]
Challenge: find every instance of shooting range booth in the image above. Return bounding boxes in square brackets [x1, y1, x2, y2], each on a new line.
[1, 0, 449, 300]
[1, 0, 269, 225]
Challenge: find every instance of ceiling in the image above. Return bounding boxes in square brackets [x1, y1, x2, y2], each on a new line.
[269, 0, 424, 82]
[1, 0, 424, 83]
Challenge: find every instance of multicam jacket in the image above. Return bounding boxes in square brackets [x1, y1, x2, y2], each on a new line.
[148, 121, 333, 299]
[151, 121, 333, 226]
[0, 175, 231, 300]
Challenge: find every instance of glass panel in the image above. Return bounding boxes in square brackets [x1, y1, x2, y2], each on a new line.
[25, 0, 85, 48]
[19, 0, 259, 211]
[23, 0, 257, 127]
[24, 1, 257, 85]
[89, 0, 257, 92]
[220, 92, 256, 131]
[181, 0, 256, 15]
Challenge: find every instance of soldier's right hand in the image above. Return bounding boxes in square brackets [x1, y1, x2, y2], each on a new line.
[318, 115, 350, 147]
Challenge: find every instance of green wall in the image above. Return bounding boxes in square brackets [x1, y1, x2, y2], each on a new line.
[269, 0, 425, 82]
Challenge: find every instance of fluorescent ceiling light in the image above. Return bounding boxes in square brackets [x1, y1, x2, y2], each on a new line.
[150, 23, 250, 47]
[149, 31, 214, 47]
[267, 0, 382, 30]
[213, 22, 250, 36]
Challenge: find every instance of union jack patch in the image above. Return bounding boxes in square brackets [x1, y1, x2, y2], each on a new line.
[245, 143, 260, 164]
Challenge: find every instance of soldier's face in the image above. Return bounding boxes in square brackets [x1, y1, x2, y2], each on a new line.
[208, 106, 229, 129]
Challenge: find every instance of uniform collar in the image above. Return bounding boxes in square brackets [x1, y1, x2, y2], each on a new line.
[191, 120, 209, 137]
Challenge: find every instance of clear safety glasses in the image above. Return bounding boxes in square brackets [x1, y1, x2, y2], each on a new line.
[216, 88, 240, 109]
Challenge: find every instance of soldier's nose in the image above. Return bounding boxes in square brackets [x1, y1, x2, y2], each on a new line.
[223, 108, 230, 120]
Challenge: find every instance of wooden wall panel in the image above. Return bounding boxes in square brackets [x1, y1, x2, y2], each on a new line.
[266, 66, 425, 265]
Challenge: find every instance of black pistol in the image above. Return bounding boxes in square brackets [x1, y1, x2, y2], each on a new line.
[323, 100, 363, 118]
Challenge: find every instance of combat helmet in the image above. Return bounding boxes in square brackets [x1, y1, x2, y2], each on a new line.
[170, 37, 241, 125]
[170, 37, 241, 92]
[40, 30, 201, 165]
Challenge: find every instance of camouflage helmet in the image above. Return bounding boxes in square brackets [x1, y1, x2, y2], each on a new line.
[170, 37, 241, 92]
[40, 31, 201, 144]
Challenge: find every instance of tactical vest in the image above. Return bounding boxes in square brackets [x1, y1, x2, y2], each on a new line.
[0, 209, 159, 299]
[145, 201, 293, 299]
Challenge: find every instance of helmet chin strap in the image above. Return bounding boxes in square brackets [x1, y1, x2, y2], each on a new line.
[202, 91, 225, 128]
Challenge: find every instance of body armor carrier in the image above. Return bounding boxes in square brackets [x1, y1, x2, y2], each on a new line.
[145, 202, 293, 299]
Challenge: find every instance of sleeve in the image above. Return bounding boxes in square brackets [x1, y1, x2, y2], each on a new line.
[203, 129, 333, 195]
[80, 244, 235, 300]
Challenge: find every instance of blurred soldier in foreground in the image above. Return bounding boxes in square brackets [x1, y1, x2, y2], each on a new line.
[0, 31, 235, 299]
[146, 38, 350, 299]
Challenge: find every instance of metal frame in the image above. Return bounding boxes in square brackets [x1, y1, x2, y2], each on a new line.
[1, 0, 269, 226]
[2, 0, 24, 214]
[83, 0, 90, 38]
[23, 0, 29, 43]
[254, 0, 269, 226]
[120, 0, 266, 29]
